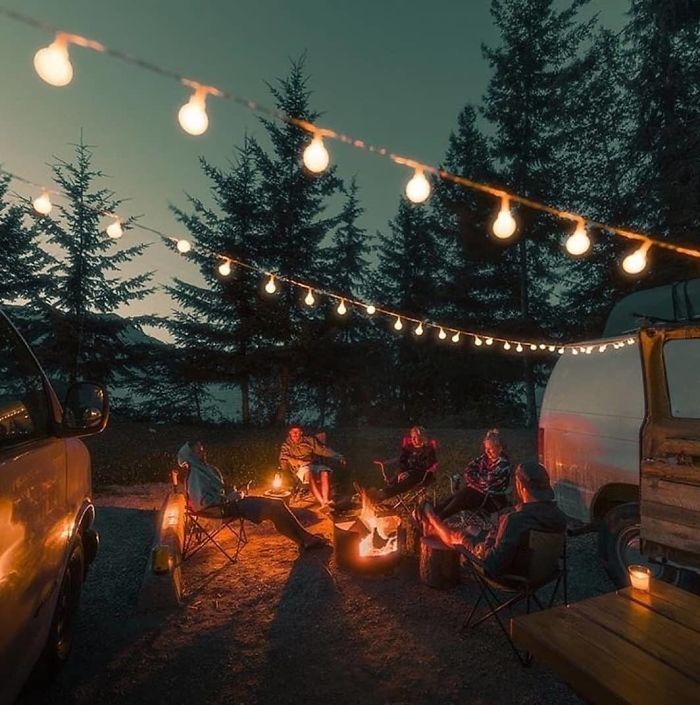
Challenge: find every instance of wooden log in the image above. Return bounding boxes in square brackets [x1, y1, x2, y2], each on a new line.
[419, 536, 459, 589]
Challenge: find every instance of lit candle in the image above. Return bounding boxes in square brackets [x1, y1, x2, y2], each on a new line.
[628, 564, 650, 591]
[272, 472, 282, 490]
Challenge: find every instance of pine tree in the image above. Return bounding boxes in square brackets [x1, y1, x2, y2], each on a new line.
[482, 0, 593, 425]
[250, 56, 343, 424]
[27, 139, 153, 384]
[166, 137, 264, 424]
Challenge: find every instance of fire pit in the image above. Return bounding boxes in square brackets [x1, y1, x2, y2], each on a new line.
[333, 495, 402, 574]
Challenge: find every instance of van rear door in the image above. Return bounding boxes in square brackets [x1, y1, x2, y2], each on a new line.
[639, 325, 700, 571]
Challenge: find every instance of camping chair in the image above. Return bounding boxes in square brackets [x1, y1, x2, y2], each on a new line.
[284, 431, 333, 507]
[448, 472, 514, 534]
[457, 529, 568, 666]
[171, 462, 248, 565]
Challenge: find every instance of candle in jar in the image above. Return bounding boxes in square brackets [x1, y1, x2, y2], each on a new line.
[272, 473, 282, 490]
[628, 565, 651, 591]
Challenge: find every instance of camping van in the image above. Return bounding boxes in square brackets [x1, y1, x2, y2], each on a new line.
[0, 308, 108, 703]
[539, 281, 700, 587]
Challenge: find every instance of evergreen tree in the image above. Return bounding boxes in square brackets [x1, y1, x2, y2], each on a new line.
[27, 139, 153, 384]
[481, 0, 593, 425]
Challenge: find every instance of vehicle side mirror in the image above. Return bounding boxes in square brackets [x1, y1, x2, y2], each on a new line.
[62, 382, 109, 436]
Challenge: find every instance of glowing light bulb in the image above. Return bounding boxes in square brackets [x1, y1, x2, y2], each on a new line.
[405, 168, 431, 204]
[530, 344, 537, 351]
[265, 275, 276, 294]
[572, 348, 579, 355]
[106, 218, 123, 239]
[337, 299, 347, 315]
[218, 260, 231, 276]
[34, 35, 73, 87]
[176, 238, 192, 253]
[438, 328, 447, 340]
[304, 289, 315, 306]
[558, 347, 565, 354]
[485, 337, 493, 346]
[474, 336, 483, 347]
[415, 322, 424, 336]
[565, 220, 591, 256]
[394, 316, 403, 331]
[599, 345, 607, 352]
[178, 88, 209, 136]
[627, 338, 635, 345]
[366, 304, 376, 315]
[504, 341, 511, 351]
[33, 191, 52, 215]
[622, 242, 651, 275]
[492, 196, 517, 240]
[516, 343, 523, 353]
[451, 332, 460, 343]
[539, 344, 546, 350]
[302, 135, 330, 173]
[548, 345, 556, 352]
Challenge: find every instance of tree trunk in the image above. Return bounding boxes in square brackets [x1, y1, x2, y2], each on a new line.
[419, 536, 460, 589]
[272, 363, 290, 425]
[519, 238, 537, 427]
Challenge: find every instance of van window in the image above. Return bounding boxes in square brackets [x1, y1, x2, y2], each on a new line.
[0, 317, 51, 447]
[663, 339, 700, 419]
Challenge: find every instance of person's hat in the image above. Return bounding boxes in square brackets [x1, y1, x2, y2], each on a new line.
[515, 460, 555, 501]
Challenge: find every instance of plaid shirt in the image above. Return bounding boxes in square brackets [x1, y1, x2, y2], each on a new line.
[464, 452, 511, 494]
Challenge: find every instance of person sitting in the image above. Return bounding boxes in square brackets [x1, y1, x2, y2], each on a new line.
[177, 440, 327, 552]
[278, 425, 345, 512]
[418, 460, 566, 580]
[364, 426, 438, 502]
[434, 428, 511, 521]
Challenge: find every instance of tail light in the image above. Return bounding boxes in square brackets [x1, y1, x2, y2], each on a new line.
[538, 426, 544, 464]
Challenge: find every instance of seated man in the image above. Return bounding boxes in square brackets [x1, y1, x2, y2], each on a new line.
[364, 425, 438, 502]
[177, 440, 327, 552]
[278, 426, 345, 512]
[419, 460, 565, 580]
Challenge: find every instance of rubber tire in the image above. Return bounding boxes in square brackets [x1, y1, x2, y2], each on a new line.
[37, 538, 84, 678]
[598, 502, 683, 588]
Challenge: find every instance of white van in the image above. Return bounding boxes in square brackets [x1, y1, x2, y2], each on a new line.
[0, 308, 108, 703]
[539, 281, 700, 587]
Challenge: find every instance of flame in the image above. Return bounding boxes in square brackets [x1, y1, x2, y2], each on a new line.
[357, 492, 399, 557]
[272, 472, 282, 490]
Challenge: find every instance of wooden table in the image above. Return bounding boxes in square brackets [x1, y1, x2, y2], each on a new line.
[510, 580, 700, 705]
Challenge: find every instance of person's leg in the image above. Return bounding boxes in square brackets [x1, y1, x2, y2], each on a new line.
[319, 470, 331, 504]
[435, 485, 487, 520]
[422, 503, 462, 547]
[236, 497, 324, 547]
[379, 471, 423, 500]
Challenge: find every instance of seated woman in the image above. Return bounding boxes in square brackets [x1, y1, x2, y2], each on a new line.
[365, 426, 438, 502]
[434, 428, 511, 520]
[177, 440, 327, 551]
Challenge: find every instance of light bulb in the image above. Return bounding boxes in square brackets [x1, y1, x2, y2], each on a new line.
[539, 344, 546, 350]
[438, 328, 447, 340]
[265, 275, 276, 294]
[176, 238, 192, 253]
[485, 337, 493, 346]
[451, 332, 460, 343]
[572, 348, 579, 355]
[302, 135, 330, 173]
[33, 191, 52, 215]
[504, 341, 511, 351]
[492, 196, 517, 240]
[366, 304, 376, 315]
[106, 218, 123, 239]
[405, 168, 431, 204]
[415, 323, 424, 336]
[337, 299, 347, 315]
[627, 338, 635, 345]
[530, 344, 537, 351]
[516, 343, 523, 352]
[304, 289, 315, 306]
[394, 316, 403, 331]
[599, 345, 607, 352]
[218, 261, 231, 276]
[474, 336, 483, 347]
[622, 242, 651, 275]
[34, 36, 73, 87]
[548, 345, 556, 352]
[558, 347, 565, 354]
[178, 89, 209, 136]
[565, 220, 591, 256]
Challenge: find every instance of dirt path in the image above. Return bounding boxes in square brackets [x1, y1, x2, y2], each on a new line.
[19, 484, 611, 705]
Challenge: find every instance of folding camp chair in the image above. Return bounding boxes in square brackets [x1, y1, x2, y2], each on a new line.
[457, 529, 568, 665]
[171, 462, 248, 565]
[448, 472, 513, 534]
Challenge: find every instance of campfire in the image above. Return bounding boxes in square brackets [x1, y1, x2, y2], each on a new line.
[334, 493, 401, 573]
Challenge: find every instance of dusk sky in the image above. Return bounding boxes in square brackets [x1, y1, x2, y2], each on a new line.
[0, 0, 628, 337]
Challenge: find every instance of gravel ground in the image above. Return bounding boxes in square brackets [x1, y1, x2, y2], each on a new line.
[18, 484, 615, 705]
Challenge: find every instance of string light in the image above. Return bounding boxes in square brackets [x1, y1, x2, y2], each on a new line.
[530, 344, 537, 351]
[415, 322, 424, 336]
[474, 336, 483, 347]
[366, 304, 376, 315]
[451, 331, 460, 343]
[558, 347, 565, 354]
[503, 341, 511, 351]
[622, 241, 651, 275]
[302, 135, 330, 173]
[178, 85, 210, 136]
[106, 217, 123, 239]
[394, 316, 403, 331]
[492, 196, 517, 240]
[304, 288, 315, 306]
[337, 299, 347, 315]
[176, 238, 192, 253]
[32, 190, 52, 215]
[516, 343, 523, 352]
[405, 168, 431, 204]
[33, 33, 73, 86]
[565, 219, 591, 256]
[485, 337, 493, 346]
[218, 260, 231, 277]
[438, 328, 447, 340]
[265, 275, 277, 294]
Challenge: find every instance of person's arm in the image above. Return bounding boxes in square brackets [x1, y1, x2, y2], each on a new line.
[279, 441, 294, 471]
[312, 436, 344, 462]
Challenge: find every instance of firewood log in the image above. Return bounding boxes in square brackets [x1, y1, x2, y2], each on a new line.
[419, 536, 459, 589]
